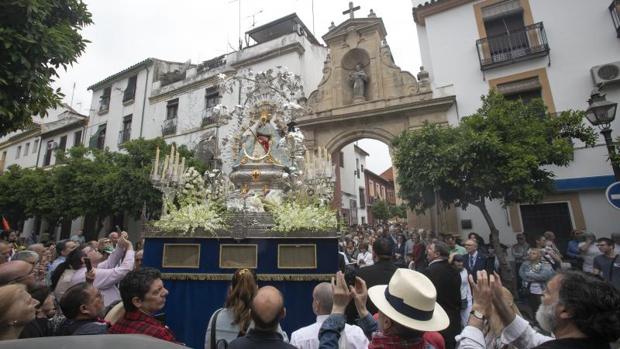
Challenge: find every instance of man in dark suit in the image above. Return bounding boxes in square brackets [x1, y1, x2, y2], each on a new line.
[356, 238, 397, 314]
[463, 238, 489, 282]
[424, 241, 462, 349]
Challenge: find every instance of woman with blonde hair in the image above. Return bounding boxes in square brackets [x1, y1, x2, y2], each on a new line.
[204, 268, 288, 349]
[519, 247, 555, 321]
[0, 284, 39, 340]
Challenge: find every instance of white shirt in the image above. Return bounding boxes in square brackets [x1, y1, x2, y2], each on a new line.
[456, 314, 552, 349]
[357, 251, 374, 268]
[290, 314, 368, 349]
[579, 242, 601, 273]
[459, 269, 472, 301]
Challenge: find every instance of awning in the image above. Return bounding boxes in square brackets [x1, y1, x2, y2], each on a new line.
[554, 175, 615, 192]
[89, 124, 107, 149]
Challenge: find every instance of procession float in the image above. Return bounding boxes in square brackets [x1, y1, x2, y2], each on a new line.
[142, 68, 339, 348]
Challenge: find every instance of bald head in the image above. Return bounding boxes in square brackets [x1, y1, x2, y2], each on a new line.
[313, 282, 333, 315]
[108, 232, 119, 243]
[251, 286, 285, 330]
[28, 244, 45, 256]
[0, 260, 35, 287]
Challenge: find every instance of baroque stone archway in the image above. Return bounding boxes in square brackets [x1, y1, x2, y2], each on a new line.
[297, 11, 458, 233]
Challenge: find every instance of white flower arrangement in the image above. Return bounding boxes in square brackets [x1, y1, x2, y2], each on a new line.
[177, 167, 207, 207]
[153, 203, 227, 236]
[269, 201, 337, 234]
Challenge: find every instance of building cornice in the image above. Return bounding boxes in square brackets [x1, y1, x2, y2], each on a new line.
[412, 0, 475, 25]
[0, 127, 41, 150]
[149, 74, 221, 103]
[88, 58, 155, 91]
[298, 95, 455, 127]
[40, 119, 88, 139]
[230, 42, 305, 69]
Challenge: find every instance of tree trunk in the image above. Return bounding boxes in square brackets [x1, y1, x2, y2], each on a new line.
[474, 200, 517, 294]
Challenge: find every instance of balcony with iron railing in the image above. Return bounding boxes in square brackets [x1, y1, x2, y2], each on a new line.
[611, 0, 620, 37]
[162, 118, 177, 136]
[201, 109, 219, 127]
[118, 128, 131, 146]
[476, 22, 550, 71]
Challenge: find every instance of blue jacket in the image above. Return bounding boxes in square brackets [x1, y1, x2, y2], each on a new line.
[318, 313, 377, 349]
[566, 240, 581, 259]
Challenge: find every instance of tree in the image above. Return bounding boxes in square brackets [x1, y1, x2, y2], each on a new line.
[392, 91, 597, 286]
[390, 203, 407, 219]
[0, 166, 34, 227]
[372, 201, 407, 223]
[371, 200, 391, 223]
[0, 137, 206, 238]
[0, 0, 92, 136]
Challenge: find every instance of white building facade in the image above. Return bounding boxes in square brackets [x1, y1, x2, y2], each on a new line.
[87, 14, 326, 159]
[412, 0, 620, 250]
[0, 106, 82, 172]
[83, 14, 328, 237]
[338, 143, 369, 226]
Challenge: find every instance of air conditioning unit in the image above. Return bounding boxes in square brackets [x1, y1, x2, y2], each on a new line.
[591, 61, 620, 86]
[47, 141, 58, 150]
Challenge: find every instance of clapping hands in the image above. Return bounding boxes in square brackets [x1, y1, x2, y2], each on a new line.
[331, 271, 369, 317]
[469, 270, 516, 324]
[117, 231, 133, 250]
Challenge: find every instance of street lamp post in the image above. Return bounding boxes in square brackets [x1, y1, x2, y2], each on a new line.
[586, 88, 620, 181]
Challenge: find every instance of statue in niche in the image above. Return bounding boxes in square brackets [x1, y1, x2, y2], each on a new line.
[349, 63, 368, 101]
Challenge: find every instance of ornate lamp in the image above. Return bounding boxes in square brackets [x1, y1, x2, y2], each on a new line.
[586, 88, 620, 180]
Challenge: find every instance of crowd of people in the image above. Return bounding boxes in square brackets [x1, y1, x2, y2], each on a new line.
[0, 225, 619, 349]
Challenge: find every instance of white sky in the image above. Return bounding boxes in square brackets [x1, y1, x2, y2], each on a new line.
[54, 0, 420, 173]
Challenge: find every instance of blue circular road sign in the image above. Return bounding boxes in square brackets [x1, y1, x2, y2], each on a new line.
[605, 181, 620, 210]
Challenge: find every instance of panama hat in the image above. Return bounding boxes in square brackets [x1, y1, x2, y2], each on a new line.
[368, 268, 449, 332]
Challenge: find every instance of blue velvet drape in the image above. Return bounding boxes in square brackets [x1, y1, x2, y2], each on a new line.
[143, 237, 338, 349]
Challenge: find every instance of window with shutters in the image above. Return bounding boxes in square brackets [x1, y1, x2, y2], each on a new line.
[99, 87, 111, 114]
[73, 131, 82, 147]
[59, 135, 67, 151]
[123, 75, 137, 103]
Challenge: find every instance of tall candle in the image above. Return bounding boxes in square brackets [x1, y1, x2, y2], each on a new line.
[175, 151, 180, 174]
[162, 155, 169, 179]
[154, 146, 160, 176]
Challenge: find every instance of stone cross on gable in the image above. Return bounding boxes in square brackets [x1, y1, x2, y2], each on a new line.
[342, 1, 361, 19]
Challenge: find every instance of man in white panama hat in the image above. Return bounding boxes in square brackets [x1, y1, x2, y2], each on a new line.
[318, 269, 448, 349]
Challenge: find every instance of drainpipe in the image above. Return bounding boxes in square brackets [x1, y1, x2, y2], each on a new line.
[139, 65, 151, 138]
[35, 135, 42, 168]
